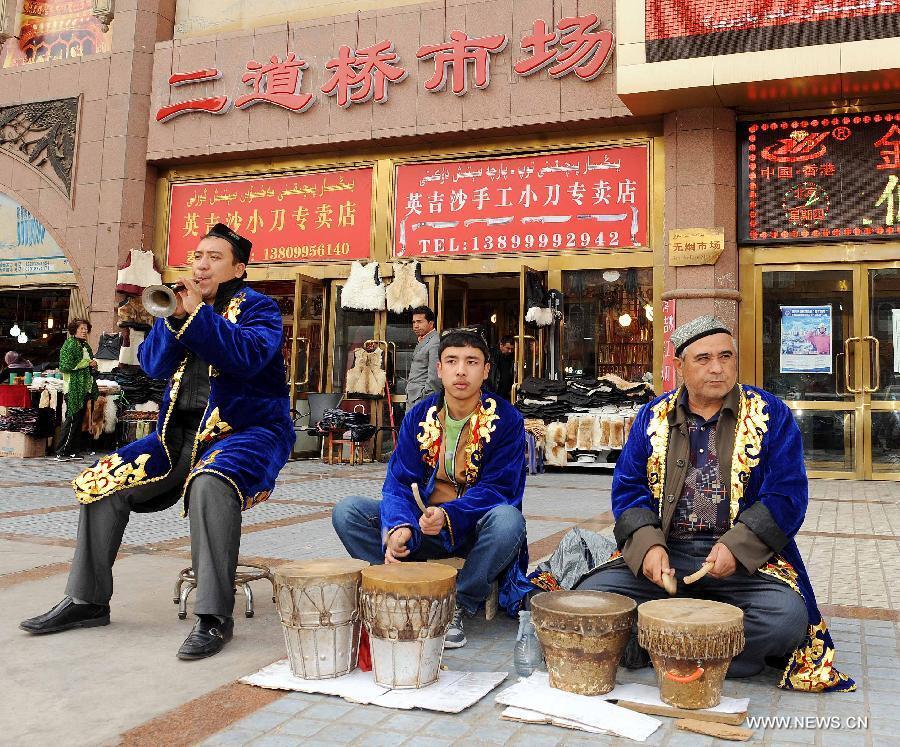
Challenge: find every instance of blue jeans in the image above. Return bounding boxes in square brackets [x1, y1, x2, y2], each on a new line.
[332, 496, 526, 614]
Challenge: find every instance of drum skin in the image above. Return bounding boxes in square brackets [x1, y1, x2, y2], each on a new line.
[274, 559, 370, 680]
[638, 598, 745, 709]
[531, 590, 637, 696]
[360, 563, 457, 689]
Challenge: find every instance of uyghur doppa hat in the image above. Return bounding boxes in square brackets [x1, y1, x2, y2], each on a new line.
[671, 315, 732, 357]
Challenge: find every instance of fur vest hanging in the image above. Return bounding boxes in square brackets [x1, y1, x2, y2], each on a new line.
[346, 346, 387, 396]
[116, 249, 162, 295]
[386, 260, 428, 314]
[342, 261, 385, 311]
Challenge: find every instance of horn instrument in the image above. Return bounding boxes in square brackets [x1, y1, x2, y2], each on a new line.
[141, 282, 185, 318]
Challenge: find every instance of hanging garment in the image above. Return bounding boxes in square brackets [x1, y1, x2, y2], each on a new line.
[118, 329, 145, 366]
[346, 347, 387, 396]
[576, 415, 594, 451]
[386, 260, 428, 314]
[116, 249, 162, 295]
[544, 422, 568, 466]
[95, 332, 122, 361]
[524, 271, 554, 327]
[117, 297, 153, 331]
[342, 261, 385, 311]
[103, 394, 118, 434]
[565, 416, 578, 449]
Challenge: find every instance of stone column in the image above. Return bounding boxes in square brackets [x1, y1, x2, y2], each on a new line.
[662, 108, 740, 335]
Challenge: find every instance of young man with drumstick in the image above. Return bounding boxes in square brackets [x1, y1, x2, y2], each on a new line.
[20, 224, 294, 661]
[333, 328, 532, 648]
[576, 316, 855, 693]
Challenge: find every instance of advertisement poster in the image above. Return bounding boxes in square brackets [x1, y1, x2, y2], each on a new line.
[780, 305, 833, 374]
[167, 168, 374, 267]
[0, 193, 74, 287]
[393, 145, 649, 259]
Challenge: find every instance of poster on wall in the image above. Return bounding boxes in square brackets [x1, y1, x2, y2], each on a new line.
[646, 1, 900, 62]
[0, 192, 75, 286]
[2, 1, 112, 68]
[393, 145, 649, 259]
[780, 305, 833, 374]
[167, 167, 374, 267]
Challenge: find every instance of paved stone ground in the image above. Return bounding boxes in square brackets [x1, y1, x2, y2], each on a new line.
[1, 457, 897, 746]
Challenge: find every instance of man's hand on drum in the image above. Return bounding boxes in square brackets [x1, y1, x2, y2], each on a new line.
[705, 542, 737, 579]
[419, 507, 444, 536]
[385, 527, 412, 564]
[643, 545, 675, 590]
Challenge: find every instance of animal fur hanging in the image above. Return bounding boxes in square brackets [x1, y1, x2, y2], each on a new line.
[576, 415, 595, 451]
[342, 261, 386, 311]
[103, 395, 118, 434]
[346, 346, 387, 396]
[565, 416, 578, 449]
[386, 260, 428, 313]
[525, 306, 555, 327]
[544, 422, 568, 466]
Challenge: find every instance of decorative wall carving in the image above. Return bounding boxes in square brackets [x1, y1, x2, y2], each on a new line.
[0, 97, 78, 198]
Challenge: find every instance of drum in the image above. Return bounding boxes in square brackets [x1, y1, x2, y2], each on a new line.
[531, 590, 636, 695]
[637, 599, 745, 709]
[360, 563, 457, 689]
[273, 559, 370, 680]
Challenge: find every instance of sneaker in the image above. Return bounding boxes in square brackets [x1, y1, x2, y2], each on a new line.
[54, 454, 70, 461]
[444, 605, 467, 649]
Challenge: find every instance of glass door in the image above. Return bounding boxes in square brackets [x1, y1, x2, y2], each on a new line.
[289, 274, 325, 406]
[758, 265, 862, 478]
[862, 263, 900, 479]
[518, 267, 547, 394]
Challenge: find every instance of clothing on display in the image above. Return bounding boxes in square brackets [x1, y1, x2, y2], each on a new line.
[118, 330, 145, 366]
[112, 365, 166, 406]
[346, 346, 387, 396]
[116, 297, 154, 331]
[95, 333, 123, 361]
[116, 249, 162, 295]
[386, 260, 428, 313]
[342, 261, 386, 311]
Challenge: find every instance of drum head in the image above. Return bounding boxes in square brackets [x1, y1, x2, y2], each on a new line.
[361, 562, 457, 594]
[274, 559, 370, 584]
[638, 598, 743, 631]
[532, 590, 636, 617]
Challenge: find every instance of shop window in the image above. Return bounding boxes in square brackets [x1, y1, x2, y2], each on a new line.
[246, 280, 295, 378]
[562, 269, 653, 382]
[332, 285, 375, 393]
[3, 1, 112, 69]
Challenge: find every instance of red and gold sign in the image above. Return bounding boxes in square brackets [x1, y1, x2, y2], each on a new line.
[646, 1, 900, 62]
[740, 111, 900, 243]
[3, 0, 111, 68]
[167, 168, 374, 267]
[393, 145, 649, 258]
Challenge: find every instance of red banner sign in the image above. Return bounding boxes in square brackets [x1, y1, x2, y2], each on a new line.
[167, 168, 374, 266]
[662, 299, 677, 392]
[393, 146, 649, 258]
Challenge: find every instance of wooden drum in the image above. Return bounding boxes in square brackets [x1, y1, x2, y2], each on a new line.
[273, 559, 370, 680]
[360, 563, 457, 689]
[531, 590, 636, 695]
[638, 599, 745, 709]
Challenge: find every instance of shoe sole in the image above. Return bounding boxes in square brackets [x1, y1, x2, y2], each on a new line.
[443, 637, 467, 649]
[176, 640, 231, 660]
[19, 616, 110, 635]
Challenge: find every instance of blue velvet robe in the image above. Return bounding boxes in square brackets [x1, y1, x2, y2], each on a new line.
[381, 392, 532, 616]
[612, 384, 855, 693]
[72, 287, 294, 513]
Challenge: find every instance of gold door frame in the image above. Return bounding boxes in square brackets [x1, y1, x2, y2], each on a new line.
[289, 273, 326, 407]
[741, 244, 900, 481]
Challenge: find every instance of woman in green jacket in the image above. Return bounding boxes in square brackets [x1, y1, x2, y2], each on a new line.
[56, 318, 99, 460]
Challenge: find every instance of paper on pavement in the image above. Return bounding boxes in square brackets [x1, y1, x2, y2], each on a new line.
[607, 682, 749, 714]
[495, 673, 661, 742]
[241, 659, 507, 713]
[501, 706, 607, 734]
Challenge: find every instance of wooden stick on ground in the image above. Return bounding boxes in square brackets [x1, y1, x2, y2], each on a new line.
[684, 561, 714, 585]
[675, 718, 754, 741]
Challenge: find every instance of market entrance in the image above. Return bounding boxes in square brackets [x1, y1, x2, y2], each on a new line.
[749, 260, 900, 480]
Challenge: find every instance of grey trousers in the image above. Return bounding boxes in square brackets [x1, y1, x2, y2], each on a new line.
[575, 538, 809, 678]
[65, 418, 243, 618]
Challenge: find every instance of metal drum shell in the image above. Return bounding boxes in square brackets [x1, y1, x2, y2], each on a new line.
[273, 559, 370, 680]
[531, 590, 637, 696]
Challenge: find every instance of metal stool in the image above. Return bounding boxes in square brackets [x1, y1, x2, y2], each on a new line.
[173, 562, 275, 619]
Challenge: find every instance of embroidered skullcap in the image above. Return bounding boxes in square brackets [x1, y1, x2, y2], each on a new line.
[206, 223, 252, 264]
[671, 315, 732, 357]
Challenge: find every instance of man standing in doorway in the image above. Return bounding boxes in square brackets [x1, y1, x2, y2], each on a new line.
[489, 335, 516, 402]
[406, 306, 441, 406]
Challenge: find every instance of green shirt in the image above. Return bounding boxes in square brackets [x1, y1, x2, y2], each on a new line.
[443, 412, 470, 481]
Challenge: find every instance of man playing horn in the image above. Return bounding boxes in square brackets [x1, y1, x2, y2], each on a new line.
[21, 224, 294, 661]
[576, 315, 855, 693]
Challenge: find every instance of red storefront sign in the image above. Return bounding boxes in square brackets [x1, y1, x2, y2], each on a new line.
[167, 168, 374, 266]
[393, 145, 649, 258]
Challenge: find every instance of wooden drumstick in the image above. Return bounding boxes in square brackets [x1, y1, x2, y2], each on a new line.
[684, 562, 714, 585]
[661, 571, 677, 596]
[411, 482, 428, 514]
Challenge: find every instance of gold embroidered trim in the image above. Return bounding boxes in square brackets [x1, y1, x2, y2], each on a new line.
[779, 619, 857, 693]
[174, 303, 203, 340]
[164, 318, 177, 334]
[462, 397, 499, 485]
[440, 506, 454, 546]
[417, 405, 442, 468]
[646, 388, 678, 514]
[197, 407, 232, 445]
[73, 453, 152, 503]
[223, 291, 246, 323]
[730, 386, 769, 522]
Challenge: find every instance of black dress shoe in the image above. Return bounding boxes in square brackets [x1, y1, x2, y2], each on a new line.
[20, 597, 110, 634]
[177, 616, 234, 660]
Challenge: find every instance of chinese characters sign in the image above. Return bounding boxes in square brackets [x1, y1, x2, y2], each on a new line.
[156, 14, 614, 122]
[646, 1, 900, 62]
[669, 227, 724, 266]
[167, 168, 373, 266]
[740, 112, 900, 243]
[662, 299, 677, 392]
[393, 145, 648, 258]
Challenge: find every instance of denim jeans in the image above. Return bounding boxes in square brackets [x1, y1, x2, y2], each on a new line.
[332, 496, 526, 614]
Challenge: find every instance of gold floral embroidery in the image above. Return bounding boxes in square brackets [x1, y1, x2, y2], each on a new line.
[244, 489, 270, 510]
[730, 386, 769, 522]
[758, 554, 802, 595]
[780, 619, 856, 692]
[417, 405, 442, 468]
[198, 408, 232, 444]
[74, 453, 152, 503]
[192, 449, 222, 473]
[646, 389, 678, 514]
[461, 397, 499, 485]
[223, 292, 246, 323]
